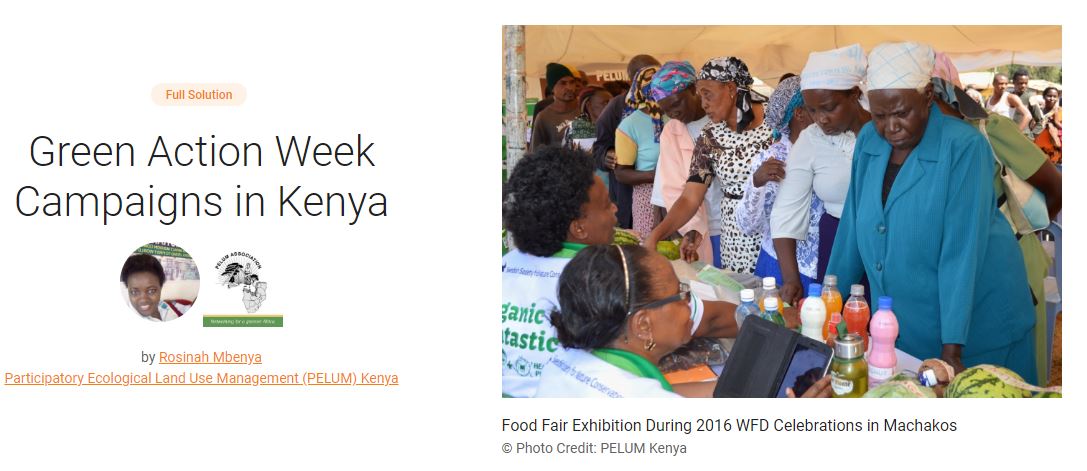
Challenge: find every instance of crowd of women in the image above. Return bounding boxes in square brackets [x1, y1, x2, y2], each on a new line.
[503, 42, 1061, 398]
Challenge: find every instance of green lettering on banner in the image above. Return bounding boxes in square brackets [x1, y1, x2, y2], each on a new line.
[135, 243, 192, 259]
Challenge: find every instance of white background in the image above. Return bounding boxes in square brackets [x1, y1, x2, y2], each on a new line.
[0, 1, 1079, 469]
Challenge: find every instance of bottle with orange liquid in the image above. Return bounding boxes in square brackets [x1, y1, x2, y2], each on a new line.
[843, 284, 871, 350]
[821, 275, 843, 342]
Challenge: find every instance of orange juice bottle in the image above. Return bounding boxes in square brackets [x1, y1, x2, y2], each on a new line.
[821, 275, 843, 341]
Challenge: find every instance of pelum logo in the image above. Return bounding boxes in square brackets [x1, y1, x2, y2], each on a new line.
[216, 252, 267, 313]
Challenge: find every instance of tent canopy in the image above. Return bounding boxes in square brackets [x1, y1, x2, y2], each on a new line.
[520, 25, 1060, 86]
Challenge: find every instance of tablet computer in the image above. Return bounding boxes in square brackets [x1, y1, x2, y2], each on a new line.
[713, 316, 833, 398]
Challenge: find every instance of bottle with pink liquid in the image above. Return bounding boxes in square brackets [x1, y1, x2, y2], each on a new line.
[867, 296, 898, 388]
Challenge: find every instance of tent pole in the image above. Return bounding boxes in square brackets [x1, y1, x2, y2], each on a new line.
[504, 25, 527, 178]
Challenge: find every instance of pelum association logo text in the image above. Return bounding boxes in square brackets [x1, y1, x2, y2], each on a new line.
[216, 252, 267, 313]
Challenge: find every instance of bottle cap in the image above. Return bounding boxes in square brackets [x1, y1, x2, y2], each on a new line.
[834, 334, 865, 359]
[823, 274, 837, 287]
[762, 277, 776, 289]
[878, 296, 893, 310]
[850, 284, 865, 297]
[740, 289, 755, 302]
[807, 283, 822, 298]
[764, 297, 778, 310]
[919, 369, 938, 387]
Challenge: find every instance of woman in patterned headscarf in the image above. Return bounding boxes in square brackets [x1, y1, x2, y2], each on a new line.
[614, 65, 664, 237]
[735, 76, 822, 287]
[645, 57, 773, 274]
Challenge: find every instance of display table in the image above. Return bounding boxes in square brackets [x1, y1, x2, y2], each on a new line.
[668, 259, 924, 388]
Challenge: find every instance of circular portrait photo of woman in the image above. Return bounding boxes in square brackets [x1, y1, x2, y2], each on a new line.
[120, 242, 200, 322]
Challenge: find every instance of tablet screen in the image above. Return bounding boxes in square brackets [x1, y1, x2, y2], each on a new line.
[775, 342, 831, 398]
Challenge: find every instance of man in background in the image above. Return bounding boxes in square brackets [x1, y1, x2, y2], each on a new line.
[1011, 69, 1045, 138]
[529, 63, 582, 153]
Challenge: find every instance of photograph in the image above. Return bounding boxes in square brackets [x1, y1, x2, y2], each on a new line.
[501, 25, 1062, 398]
[120, 242, 201, 322]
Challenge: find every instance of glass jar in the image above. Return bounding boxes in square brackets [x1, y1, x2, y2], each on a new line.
[830, 333, 868, 398]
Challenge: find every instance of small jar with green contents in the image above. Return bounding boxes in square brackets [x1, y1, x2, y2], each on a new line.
[830, 333, 868, 398]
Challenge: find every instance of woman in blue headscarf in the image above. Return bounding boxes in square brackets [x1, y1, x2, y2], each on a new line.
[735, 76, 821, 286]
[647, 61, 719, 265]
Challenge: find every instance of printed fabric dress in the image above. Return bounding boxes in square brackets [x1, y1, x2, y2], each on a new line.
[688, 121, 774, 273]
[735, 138, 824, 282]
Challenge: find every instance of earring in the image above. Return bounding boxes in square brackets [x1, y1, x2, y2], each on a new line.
[644, 336, 657, 352]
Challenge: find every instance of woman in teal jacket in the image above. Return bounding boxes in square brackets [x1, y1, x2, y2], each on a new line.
[826, 43, 1036, 383]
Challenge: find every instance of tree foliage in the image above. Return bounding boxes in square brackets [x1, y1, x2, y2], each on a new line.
[994, 65, 1062, 84]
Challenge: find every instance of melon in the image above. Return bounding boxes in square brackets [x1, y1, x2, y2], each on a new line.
[613, 228, 641, 246]
[656, 240, 681, 260]
[863, 373, 936, 398]
[945, 365, 1033, 398]
[1033, 391, 1063, 398]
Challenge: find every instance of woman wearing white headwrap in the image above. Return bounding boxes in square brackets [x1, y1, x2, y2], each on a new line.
[826, 42, 1037, 384]
[771, 44, 870, 306]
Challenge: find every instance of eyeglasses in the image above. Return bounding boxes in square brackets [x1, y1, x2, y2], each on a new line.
[630, 283, 690, 315]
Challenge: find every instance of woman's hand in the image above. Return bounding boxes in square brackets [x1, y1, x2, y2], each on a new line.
[772, 238, 805, 306]
[752, 158, 786, 188]
[780, 279, 804, 308]
[605, 149, 617, 170]
[680, 230, 703, 262]
[941, 344, 966, 374]
[787, 375, 832, 398]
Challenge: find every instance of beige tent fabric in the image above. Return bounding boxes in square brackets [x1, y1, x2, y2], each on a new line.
[518, 25, 1060, 85]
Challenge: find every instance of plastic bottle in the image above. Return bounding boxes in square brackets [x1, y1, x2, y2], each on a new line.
[826, 312, 843, 348]
[867, 296, 899, 388]
[821, 275, 843, 341]
[758, 277, 778, 311]
[761, 297, 785, 327]
[799, 283, 827, 341]
[734, 289, 760, 331]
[843, 284, 871, 350]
